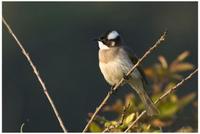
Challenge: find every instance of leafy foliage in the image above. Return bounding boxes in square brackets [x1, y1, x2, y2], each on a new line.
[88, 51, 197, 132]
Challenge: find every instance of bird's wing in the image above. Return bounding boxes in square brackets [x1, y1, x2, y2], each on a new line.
[122, 45, 148, 84]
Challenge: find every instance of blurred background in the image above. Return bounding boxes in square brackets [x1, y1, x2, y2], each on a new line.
[2, 2, 197, 132]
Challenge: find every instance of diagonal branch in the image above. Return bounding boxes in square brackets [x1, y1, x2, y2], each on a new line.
[124, 68, 198, 132]
[2, 17, 68, 132]
[82, 31, 167, 132]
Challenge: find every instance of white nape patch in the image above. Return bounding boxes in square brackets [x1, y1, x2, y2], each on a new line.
[107, 31, 119, 40]
[98, 41, 110, 50]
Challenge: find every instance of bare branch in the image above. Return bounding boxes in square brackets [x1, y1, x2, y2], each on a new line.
[20, 122, 25, 133]
[82, 31, 167, 132]
[2, 17, 68, 132]
[124, 68, 198, 132]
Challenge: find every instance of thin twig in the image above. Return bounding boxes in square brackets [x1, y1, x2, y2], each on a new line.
[82, 31, 167, 132]
[20, 122, 25, 133]
[2, 17, 68, 132]
[124, 68, 198, 132]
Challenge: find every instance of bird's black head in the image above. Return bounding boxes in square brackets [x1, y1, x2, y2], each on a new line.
[98, 30, 121, 48]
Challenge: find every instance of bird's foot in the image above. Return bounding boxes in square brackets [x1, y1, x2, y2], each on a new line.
[123, 74, 131, 81]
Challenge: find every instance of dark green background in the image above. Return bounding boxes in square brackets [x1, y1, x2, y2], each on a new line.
[3, 2, 198, 132]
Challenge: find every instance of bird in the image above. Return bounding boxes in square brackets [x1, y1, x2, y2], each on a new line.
[96, 30, 159, 116]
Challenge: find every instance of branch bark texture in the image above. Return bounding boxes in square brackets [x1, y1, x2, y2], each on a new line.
[2, 17, 68, 132]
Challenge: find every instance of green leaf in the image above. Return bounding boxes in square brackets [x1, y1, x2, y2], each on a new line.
[152, 93, 163, 102]
[178, 92, 196, 109]
[158, 56, 168, 69]
[153, 127, 163, 132]
[89, 122, 102, 132]
[164, 83, 177, 92]
[125, 94, 136, 111]
[170, 74, 183, 80]
[170, 63, 194, 73]
[158, 101, 178, 118]
[142, 124, 151, 132]
[144, 67, 154, 78]
[124, 113, 135, 125]
[177, 126, 193, 132]
[110, 121, 118, 126]
[175, 51, 190, 62]
[104, 121, 111, 127]
[169, 94, 178, 103]
[103, 99, 123, 113]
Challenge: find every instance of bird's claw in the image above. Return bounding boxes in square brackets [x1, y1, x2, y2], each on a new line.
[123, 74, 130, 80]
[111, 85, 115, 90]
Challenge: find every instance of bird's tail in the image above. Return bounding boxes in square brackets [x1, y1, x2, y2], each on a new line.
[128, 80, 159, 116]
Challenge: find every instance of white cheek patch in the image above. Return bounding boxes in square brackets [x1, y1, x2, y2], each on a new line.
[107, 31, 119, 40]
[98, 41, 110, 50]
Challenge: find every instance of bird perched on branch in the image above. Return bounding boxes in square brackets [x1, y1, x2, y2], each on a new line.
[96, 30, 159, 116]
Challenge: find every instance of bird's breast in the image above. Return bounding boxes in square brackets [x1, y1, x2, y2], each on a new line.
[99, 54, 133, 86]
[98, 46, 143, 87]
